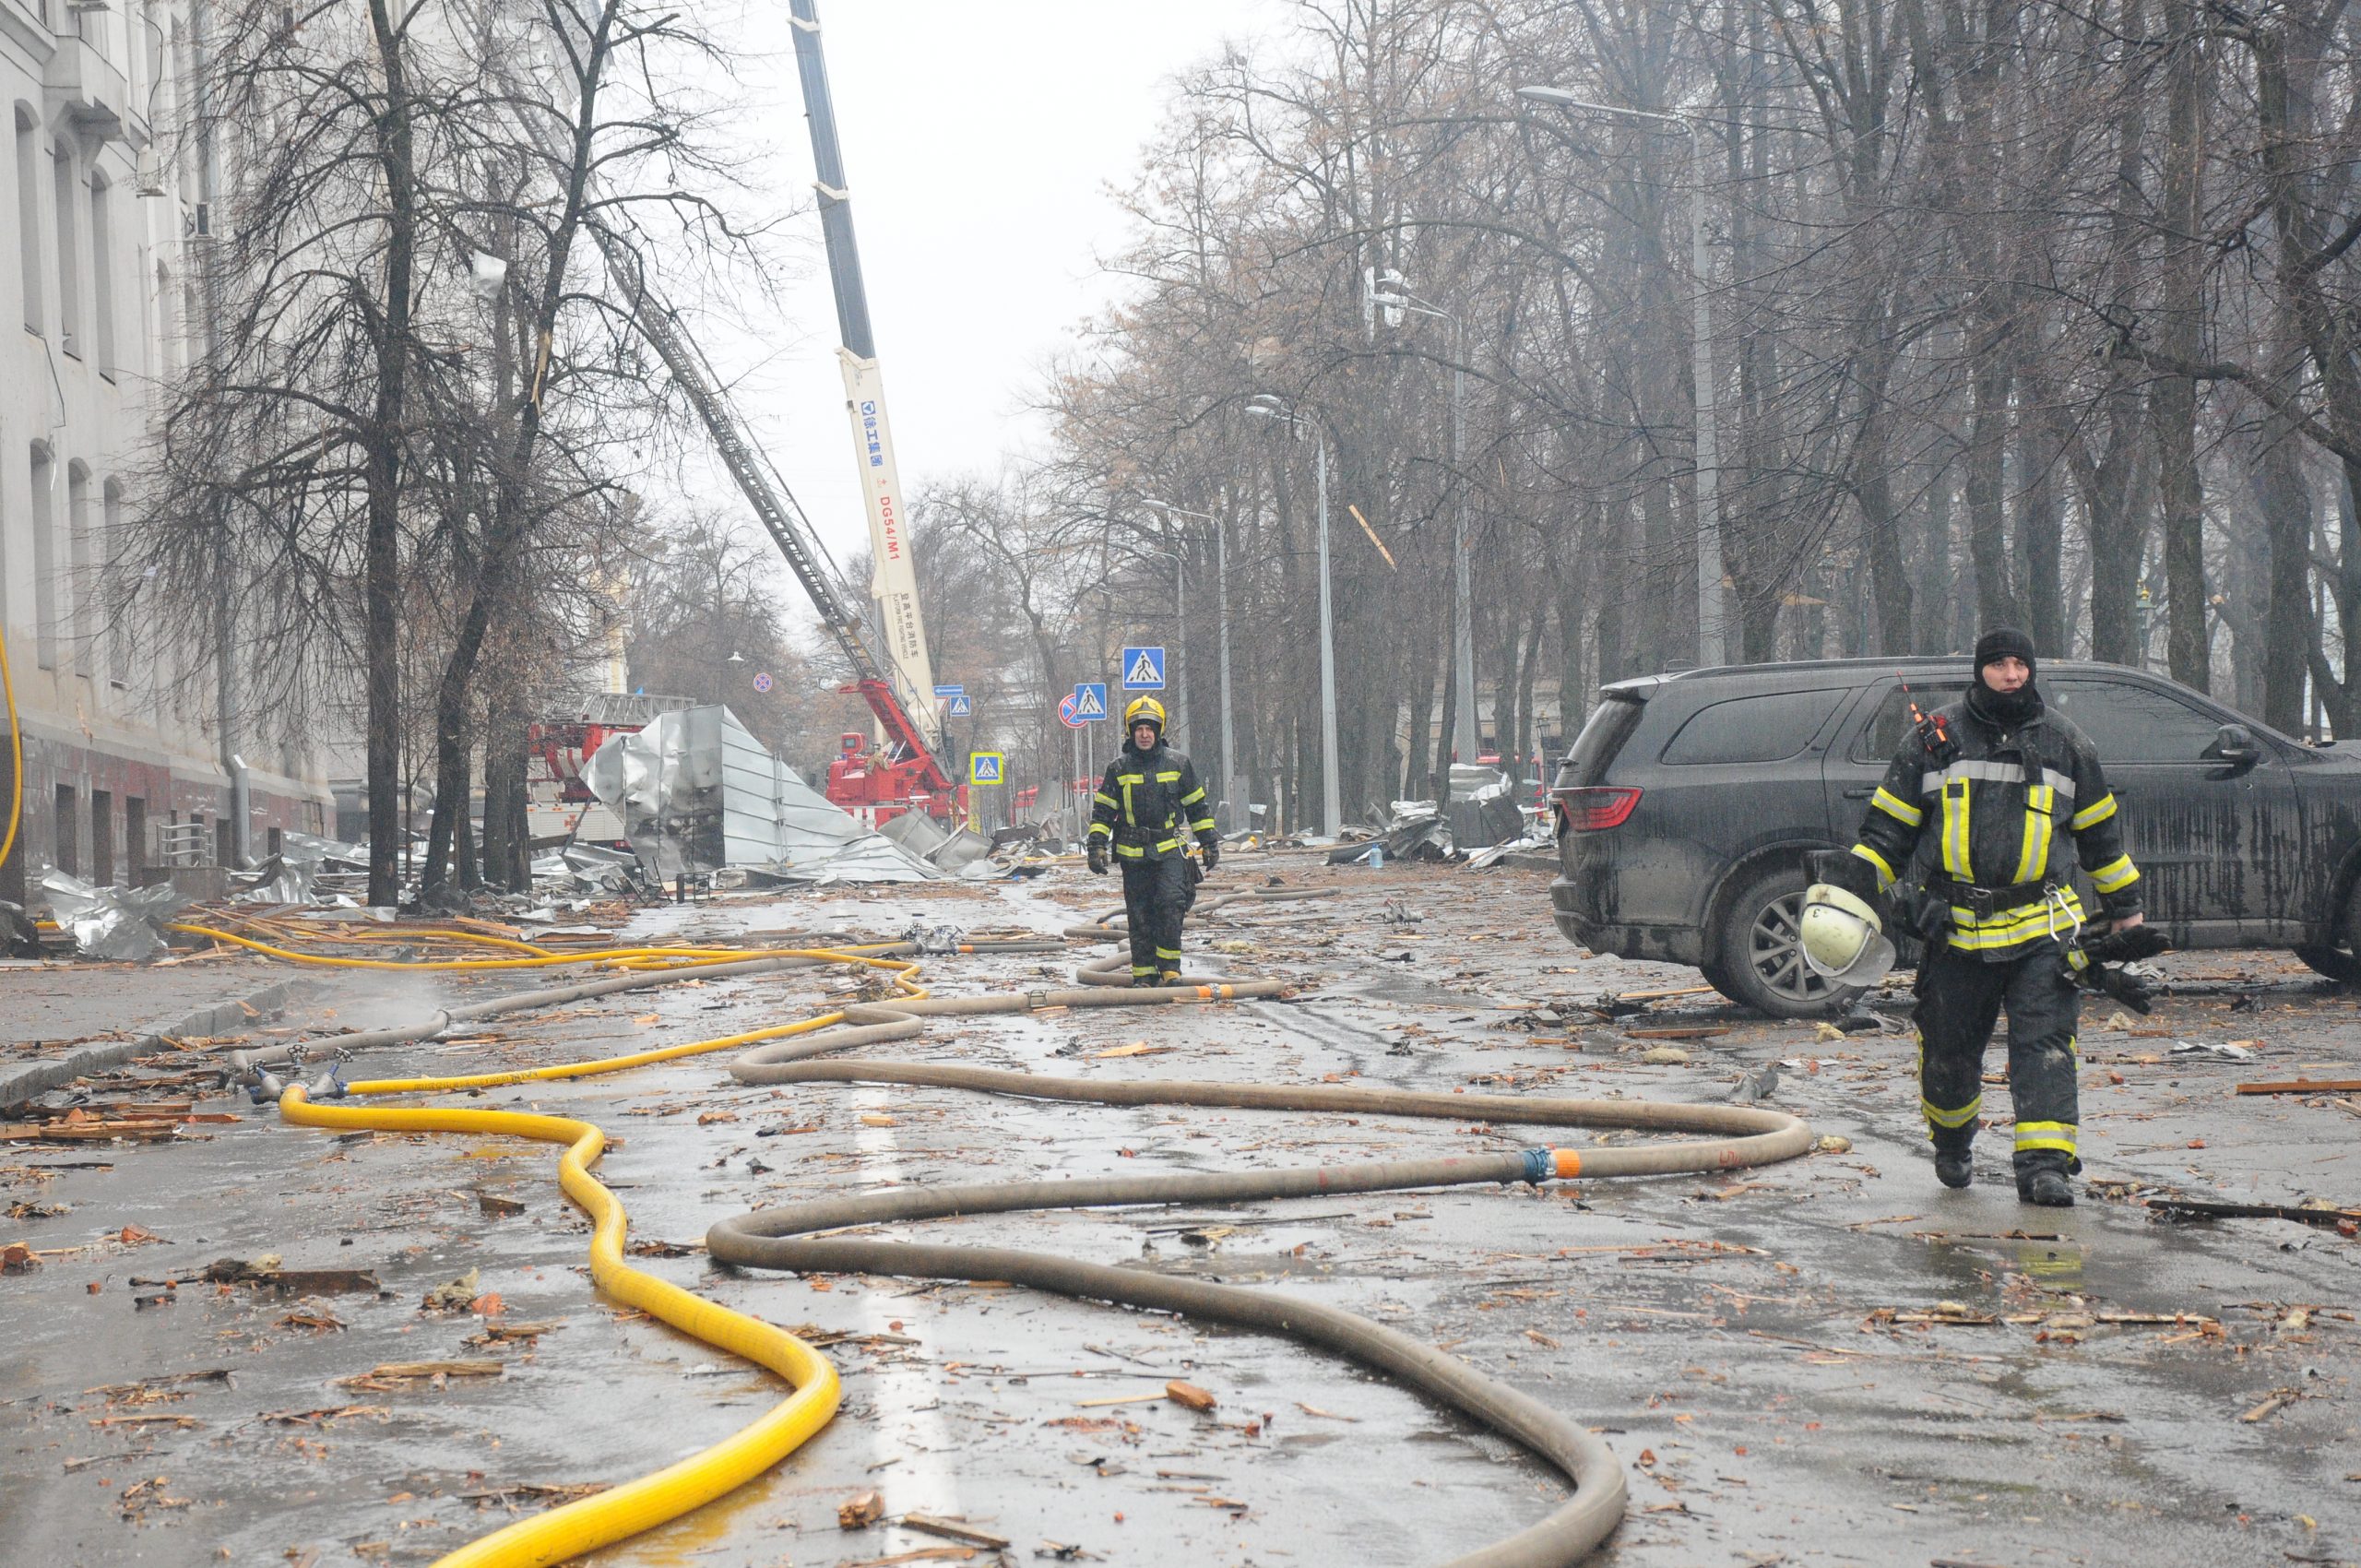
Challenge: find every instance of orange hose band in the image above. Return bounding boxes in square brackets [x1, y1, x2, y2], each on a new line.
[1553, 1149, 1582, 1179]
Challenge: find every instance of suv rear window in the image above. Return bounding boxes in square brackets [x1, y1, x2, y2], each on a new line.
[1659, 688, 1846, 766]
[1559, 695, 1645, 786]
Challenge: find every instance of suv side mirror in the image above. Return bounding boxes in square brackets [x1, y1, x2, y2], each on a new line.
[2208, 722, 2262, 776]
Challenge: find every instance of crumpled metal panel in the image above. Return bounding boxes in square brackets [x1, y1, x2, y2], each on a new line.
[581, 705, 935, 883]
[39, 870, 192, 961]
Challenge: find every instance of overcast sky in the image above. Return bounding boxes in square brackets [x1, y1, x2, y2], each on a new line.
[681, 1, 1279, 589]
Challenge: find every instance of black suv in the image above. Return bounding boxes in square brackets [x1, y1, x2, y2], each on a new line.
[1549, 659, 2361, 1016]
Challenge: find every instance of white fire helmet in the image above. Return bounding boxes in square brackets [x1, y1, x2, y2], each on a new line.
[1798, 883, 1896, 987]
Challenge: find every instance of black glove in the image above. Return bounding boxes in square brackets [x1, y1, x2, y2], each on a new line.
[2085, 962, 2155, 1015]
[2082, 924, 2168, 966]
[1200, 840, 1219, 873]
[1086, 842, 1109, 875]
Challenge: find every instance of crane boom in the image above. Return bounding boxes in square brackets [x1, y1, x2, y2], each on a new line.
[787, 0, 940, 738]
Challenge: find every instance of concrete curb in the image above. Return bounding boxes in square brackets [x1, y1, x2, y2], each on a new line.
[0, 978, 305, 1112]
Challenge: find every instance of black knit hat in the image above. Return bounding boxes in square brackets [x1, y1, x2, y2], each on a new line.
[1973, 626, 2036, 678]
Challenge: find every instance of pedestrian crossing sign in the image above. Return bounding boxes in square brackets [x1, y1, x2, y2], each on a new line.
[1074, 682, 1108, 719]
[946, 693, 973, 717]
[1120, 646, 1166, 689]
[968, 752, 1003, 785]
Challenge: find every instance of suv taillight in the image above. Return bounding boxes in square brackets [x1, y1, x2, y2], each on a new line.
[1559, 786, 1642, 831]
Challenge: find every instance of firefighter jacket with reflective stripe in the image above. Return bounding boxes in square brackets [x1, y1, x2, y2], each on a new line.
[1847, 692, 2142, 962]
[1089, 741, 1217, 860]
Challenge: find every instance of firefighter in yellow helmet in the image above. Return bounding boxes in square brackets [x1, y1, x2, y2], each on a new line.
[1086, 695, 1220, 984]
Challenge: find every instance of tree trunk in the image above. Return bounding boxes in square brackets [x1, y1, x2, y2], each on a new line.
[362, 0, 416, 909]
[479, 670, 531, 892]
[2251, 424, 2314, 733]
[2153, 0, 2211, 690]
[1966, 355, 2021, 631]
[2015, 394, 2066, 654]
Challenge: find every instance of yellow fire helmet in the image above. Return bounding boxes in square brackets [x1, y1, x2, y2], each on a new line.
[1123, 695, 1167, 731]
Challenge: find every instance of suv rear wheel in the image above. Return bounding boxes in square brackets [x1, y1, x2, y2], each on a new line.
[1710, 865, 1861, 1019]
[2295, 873, 2361, 984]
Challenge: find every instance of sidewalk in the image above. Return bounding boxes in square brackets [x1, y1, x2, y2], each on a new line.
[0, 956, 303, 1110]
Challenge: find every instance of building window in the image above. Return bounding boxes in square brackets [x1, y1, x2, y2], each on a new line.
[14, 107, 38, 335]
[30, 445, 57, 671]
[53, 141, 79, 357]
[125, 796, 147, 882]
[90, 172, 115, 377]
[53, 785, 77, 877]
[92, 788, 114, 885]
[67, 461, 90, 678]
[102, 479, 126, 689]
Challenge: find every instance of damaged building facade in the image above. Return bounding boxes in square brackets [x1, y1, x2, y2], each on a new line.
[0, 0, 331, 902]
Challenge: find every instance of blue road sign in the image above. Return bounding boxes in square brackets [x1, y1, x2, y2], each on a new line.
[969, 752, 1003, 785]
[1119, 647, 1166, 690]
[946, 693, 973, 717]
[932, 683, 965, 697]
[1073, 682, 1109, 720]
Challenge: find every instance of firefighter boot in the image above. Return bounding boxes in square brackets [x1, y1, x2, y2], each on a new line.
[2019, 1167, 2075, 1207]
[1934, 1148, 1974, 1189]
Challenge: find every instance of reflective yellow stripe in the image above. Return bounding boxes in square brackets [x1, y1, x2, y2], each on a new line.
[2013, 1120, 2078, 1153]
[1115, 774, 1144, 783]
[2070, 794, 2118, 831]
[2012, 783, 2055, 885]
[1119, 774, 1139, 824]
[1156, 946, 1181, 959]
[1923, 1095, 1982, 1130]
[1116, 843, 1145, 858]
[1180, 787, 1206, 804]
[1156, 837, 1179, 853]
[1945, 891, 2086, 949]
[2090, 854, 2139, 894]
[1087, 823, 1111, 838]
[1093, 790, 1118, 808]
[1190, 817, 1216, 832]
[1156, 770, 1181, 782]
[1850, 843, 1897, 888]
[1940, 777, 1973, 879]
[1871, 787, 1924, 827]
[1132, 964, 1156, 975]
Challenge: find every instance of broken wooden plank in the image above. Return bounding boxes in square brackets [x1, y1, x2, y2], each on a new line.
[2236, 1077, 2361, 1096]
[899, 1514, 1011, 1550]
[2147, 1197, 2360, 1228]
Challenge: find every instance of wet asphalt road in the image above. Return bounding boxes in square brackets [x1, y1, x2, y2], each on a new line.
[2, 857, 2356, 1567]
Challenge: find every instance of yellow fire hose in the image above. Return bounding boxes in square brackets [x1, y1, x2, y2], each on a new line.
[0, 616, 20, 879]
[238, 936, 939, 1567]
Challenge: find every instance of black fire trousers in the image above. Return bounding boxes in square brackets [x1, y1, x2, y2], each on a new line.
[1120, 854, 1191, 979]
[1914, 943, 2082, 1176]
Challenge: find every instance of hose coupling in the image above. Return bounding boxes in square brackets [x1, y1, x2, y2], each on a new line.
[904, 923, 966, 956]
[1518, 1146, 1554, 1185]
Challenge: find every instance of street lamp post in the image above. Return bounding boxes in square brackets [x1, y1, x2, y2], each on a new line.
[1142, 499, 1236, 833]
[1247, 396, 1341, 837]
[1364, 271, 1478, 775]
[1516, 86, 1726, 667]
